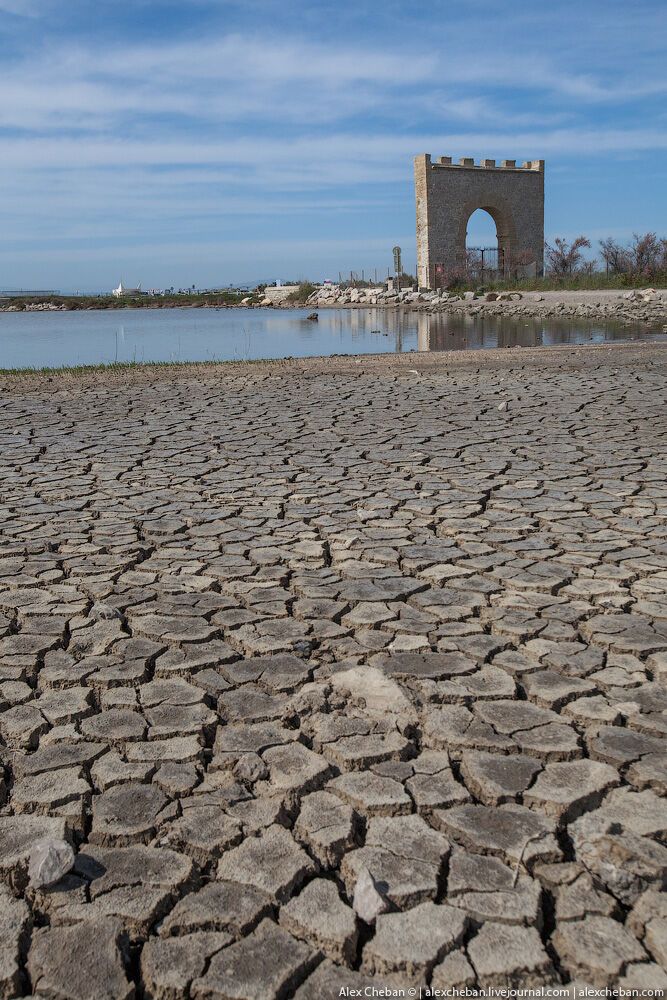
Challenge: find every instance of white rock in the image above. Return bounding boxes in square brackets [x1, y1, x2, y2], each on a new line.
[330, 665, 417, 728]
[353, 867, 389, 924]
[90, 602, 122, 621]
[29, 838, 75, 889]
[233, 753, 269, 784]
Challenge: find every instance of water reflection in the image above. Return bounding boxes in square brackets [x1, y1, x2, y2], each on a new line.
[291, 307, 654, 355]
[414, 312, 636, 351]
[415, 312, 548, 351]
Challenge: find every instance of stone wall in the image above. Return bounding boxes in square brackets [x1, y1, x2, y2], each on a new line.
[262, 285, 300, 304]
[415, 155, 545, 288]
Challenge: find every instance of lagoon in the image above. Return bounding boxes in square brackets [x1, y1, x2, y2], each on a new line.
[0, 306, 664, 370]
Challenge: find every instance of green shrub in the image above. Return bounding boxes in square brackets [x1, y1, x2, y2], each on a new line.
[285, 282, 317, 303]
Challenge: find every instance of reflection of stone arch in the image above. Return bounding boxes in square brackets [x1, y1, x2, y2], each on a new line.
[414, 155, 544, 288]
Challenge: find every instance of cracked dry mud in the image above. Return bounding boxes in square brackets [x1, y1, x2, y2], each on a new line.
[1, 343, 667, 999]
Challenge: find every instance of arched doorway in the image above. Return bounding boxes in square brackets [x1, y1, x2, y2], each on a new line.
[465, 208, 502, 282]
[457, 201, 514, 279]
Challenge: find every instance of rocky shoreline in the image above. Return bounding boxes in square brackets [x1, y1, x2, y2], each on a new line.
[306, 286, 667, 329]
[2, 288, 666, 330]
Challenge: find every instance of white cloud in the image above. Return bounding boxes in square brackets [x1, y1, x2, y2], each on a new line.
[2, 127, 666, 177]
[1, 30, 665, 135]
[0, 36, 440, 131]
[0, 7, 665, 287]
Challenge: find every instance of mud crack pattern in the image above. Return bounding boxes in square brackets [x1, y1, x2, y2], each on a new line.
[0, 346, 666, 998]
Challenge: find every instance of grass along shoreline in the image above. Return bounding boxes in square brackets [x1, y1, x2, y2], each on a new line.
[0, 290, 261, 312]
[2, 339, 666, 379]
[0, 357, 279, 375]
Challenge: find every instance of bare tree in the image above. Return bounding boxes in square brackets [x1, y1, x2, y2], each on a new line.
[627, 232, 667, 277]
[544, 236, 591, 276]
[507, 249, 537, 278]
[599, 237, 630, 275]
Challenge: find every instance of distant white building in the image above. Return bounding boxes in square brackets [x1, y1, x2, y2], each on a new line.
[112, 282, 143, 298]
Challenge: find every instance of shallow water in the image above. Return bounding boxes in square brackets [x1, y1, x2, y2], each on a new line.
[0, 306, 664, 369]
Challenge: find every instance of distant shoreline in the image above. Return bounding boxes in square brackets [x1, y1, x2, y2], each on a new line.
[2, 287, 666, 328]
[0, 293, 257, 313]
[305, 287, 667, 328]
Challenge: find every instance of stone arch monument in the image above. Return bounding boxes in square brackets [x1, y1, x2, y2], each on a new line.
[414, 154, 545, 288]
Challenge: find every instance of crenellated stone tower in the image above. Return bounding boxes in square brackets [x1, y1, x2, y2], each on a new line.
[414, 155, 545, 288]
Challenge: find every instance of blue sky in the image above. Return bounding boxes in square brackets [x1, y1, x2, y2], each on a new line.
[1, 0, 666, 291]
